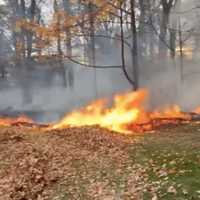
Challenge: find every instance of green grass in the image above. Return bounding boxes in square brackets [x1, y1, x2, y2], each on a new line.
[133, 123, 200, 199]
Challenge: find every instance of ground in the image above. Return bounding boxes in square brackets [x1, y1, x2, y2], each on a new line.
[0, 123, 200, 200]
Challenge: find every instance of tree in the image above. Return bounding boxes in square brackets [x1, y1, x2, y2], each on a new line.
[159, 0, 176, 58]
[2, 0, 199, 93]
[130, 0, 139, 90]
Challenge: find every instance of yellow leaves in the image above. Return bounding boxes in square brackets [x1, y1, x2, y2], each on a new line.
[13, 0, 122, 55]
[63, 14, 79, 29]
[15, 19, 39, 34]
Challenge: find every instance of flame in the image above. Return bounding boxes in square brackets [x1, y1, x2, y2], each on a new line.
[50, 89, 190, 133]
[151, 105, 189, 119]
[0, 115, 34, 127]
[0, 89, 192, 133]
[194, 107, 200, 114]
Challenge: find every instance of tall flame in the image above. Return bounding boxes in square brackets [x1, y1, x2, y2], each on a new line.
[50, 89, 190, 133]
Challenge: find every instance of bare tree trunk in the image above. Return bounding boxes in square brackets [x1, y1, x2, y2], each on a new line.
[169, 0, 180, 59]
[169, 23, 176, 59]
[159, 0, 175, 58]
[130, 0, 139, 90]
[120, 6, 126, 78]
[178, 18, 184, 82]
[159, 10, 170, 58]
[138, 0, 147, 57]
[54, 0, 67, 87]
[88, 2, 98, 98]
[119, 3, 135, 88]
[63, 0, 72, 57]
[10, 0, 20, 65]
[27, 0, 36, 60]
[63, 0, 74, 88]
[20, 0, 26, 60]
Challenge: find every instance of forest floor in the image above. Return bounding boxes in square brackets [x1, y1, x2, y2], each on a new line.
[0, 123, 200, 200]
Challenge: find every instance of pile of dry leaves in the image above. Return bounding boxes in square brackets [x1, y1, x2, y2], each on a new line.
[0, 126, 149, 200]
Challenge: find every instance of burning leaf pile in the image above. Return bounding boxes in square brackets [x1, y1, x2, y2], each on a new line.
[0, 89, 200, 199]
[0, 116, 34, 127]
[50, 89, 193, 133]
[0, 89, 199, 133]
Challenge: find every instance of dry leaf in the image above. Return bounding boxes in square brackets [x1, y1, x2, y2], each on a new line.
[167, 186, 177, 194]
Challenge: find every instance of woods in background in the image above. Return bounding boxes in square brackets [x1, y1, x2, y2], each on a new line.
[0, 0, 199, 91]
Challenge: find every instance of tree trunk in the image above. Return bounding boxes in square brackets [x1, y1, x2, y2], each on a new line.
[63, 0, 74, 88]
[54, 0, 67, 87]
[169, 0, 180, 59]
[20, 0, 26, 61]
[138, 0, 146, 57]
[88, 2, 98, 98]
[159, 0, 175, 58]
[159, 9, 170, 58]
[178, 18, 183, 81]
[27, 0, 36, 60]
[63, 0, 72, 57]
[119, 3, 135, 88]
[130, 0, 139, 90]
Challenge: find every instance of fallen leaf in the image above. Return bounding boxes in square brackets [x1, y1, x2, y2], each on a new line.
[167, 186, 177, 194]
[182, 188, 188, 195]
[152, 194, 158, 200]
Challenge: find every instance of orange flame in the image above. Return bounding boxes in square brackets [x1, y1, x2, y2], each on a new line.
[50, 89, 190, 133]
[0, 89, 192, 133]
[0, 115, 34, 127]
[194, 107, 200, 114]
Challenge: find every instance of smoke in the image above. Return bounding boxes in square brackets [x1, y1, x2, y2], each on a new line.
[0, 61, 131, 123]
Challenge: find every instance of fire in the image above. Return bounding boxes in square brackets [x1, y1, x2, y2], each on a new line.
[151, 105, 189, 120]
[194, 107, 200, 114]
[51, 89, 147, 133]
[0, 115, 34, 127]
[50, 89, 190, 133]
[0, 89, 192, 133]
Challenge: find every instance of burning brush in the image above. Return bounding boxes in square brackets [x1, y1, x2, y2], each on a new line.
[48, 89, 199, 133]
[0, 89, 200, 134]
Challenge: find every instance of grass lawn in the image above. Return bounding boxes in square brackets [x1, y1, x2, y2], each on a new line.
[135, 123, 200, 200]
[0, 123, 200, 199]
